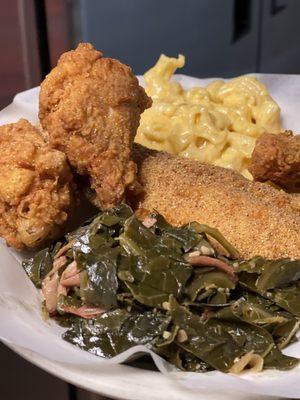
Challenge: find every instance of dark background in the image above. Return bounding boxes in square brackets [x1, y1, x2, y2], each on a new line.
[1, 0, 300, 110]
[78, 0, 300, 76]
[1, 0, 300, 399]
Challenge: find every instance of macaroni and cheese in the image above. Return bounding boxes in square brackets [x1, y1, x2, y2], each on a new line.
[135, 54, 281, 178]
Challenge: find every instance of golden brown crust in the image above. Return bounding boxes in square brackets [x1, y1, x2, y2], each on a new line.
[249, 131, 300, 192]
[0, 119, 76, 249]
[39, 43, 151, 210]
[131, 144, 300, 260]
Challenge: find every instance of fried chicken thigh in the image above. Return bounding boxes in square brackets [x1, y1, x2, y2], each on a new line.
[0, 119, 75, 249]
[39, 43, 151, 210]
[131, 144, 300, 260]
[249, 131, 300, 192]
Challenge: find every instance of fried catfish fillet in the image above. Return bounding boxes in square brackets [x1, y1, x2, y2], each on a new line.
[249, 131, 300, 192]
[0, 119, 76, 249]
[39, 43, 151, 210]
[131, 144, 300, 260]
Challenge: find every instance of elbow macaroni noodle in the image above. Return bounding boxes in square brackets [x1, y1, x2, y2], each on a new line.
[135, 54, 281, 178]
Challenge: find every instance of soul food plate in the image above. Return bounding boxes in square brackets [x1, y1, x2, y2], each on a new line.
[0, 75, 300, 400]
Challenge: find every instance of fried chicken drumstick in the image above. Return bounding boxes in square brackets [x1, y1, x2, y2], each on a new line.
[35, 43, 300, 260]
[131, 144, 300, 260]
[39, 43, 151, 210]
[249, 131, 300, 192]
[0, 119, 76, 249]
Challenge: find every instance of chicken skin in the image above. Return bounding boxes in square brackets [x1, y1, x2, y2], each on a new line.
[39, 43, 151, 210]
[131, 144, 300, 260]
[249, 131, 300, 192]
[0, 119, 76, 249]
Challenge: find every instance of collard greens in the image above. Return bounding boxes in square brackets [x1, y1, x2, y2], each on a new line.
[23, 204, 300, 373]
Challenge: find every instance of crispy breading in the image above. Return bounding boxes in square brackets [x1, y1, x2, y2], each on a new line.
[0, 119, 76, 249]
[39, 43, 151, 210]
[249, 131, 300, 192]
[131, 144, 300, 260]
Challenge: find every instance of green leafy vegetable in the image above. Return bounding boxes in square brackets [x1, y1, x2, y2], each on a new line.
[263, 346, 299, 370]
[188, 222, 240, 258]
[22, 204, 300, 374]
[168, 296, 290, 372]
[63, 309, 170, 358]
[238, 258, 300, 316]
[185, 269, 234, 302]
[118, 216, 193, 307]
[23, 247, 53, 288]
[79, 247, 120, 309]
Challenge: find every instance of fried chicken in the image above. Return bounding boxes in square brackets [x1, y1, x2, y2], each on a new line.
[249, 131, 300, 192]
[39, 43, 151, 210]
[130, 144, 300, 260]
[0, 119, 76, 249]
